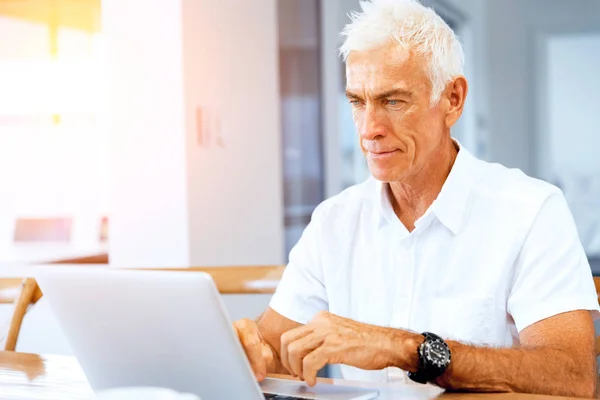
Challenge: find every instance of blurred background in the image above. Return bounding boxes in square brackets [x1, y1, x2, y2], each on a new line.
[0, 0, 599, 354]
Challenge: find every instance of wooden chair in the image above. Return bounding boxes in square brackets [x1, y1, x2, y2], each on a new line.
[0, 278, 43, 351]
[594, 277, 600, 356]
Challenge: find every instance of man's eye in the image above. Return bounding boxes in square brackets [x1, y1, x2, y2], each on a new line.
[349, 99, 362, 106]
[387, 99, 399, 106]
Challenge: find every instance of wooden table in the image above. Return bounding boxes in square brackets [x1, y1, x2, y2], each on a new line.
[0, 352, 584, 400]
[0, 264, 286, 295]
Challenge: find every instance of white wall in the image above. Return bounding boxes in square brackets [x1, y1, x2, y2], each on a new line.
[545, 34, 600, 255]
[484, 0, 531, 172]
[485, 0, 600, 175]
[181, 0, 284, 267]
[547, 34, 600, 177]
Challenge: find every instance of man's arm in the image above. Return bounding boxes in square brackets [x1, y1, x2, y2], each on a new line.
[280, 310, 596, 398]
[432, 310, 596, 397]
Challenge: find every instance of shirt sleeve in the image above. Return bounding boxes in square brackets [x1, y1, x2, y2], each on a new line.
[508, 190, 600, 333]
[269, 202, 329, 324]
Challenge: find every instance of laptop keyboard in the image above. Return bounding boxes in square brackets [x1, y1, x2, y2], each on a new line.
[263, 393, 314, 400]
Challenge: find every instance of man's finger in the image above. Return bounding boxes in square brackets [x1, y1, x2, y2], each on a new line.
[280, 325, 313, 375]
[261, 342, 274, 368]
[234, 320, 267, 381]
[286, 332, 325, 379]
[303, 346, 330, 387]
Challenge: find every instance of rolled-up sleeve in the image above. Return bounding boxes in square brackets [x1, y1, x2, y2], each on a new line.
[269, 203, 329, 324]
[508, 190, 600, 333]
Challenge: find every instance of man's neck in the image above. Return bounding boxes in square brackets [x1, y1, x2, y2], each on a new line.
[388, 139, 458, 231]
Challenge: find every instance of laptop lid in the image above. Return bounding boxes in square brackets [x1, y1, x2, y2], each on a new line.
[35, 267, 264, 400]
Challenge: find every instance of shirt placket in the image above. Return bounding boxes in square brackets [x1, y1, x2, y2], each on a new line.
[386, 232, 416, 383]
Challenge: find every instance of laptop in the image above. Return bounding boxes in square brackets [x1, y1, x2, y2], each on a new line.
[35, 267, 378, 400]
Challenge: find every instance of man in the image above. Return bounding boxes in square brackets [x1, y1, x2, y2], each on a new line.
[235, 0, 599, 397]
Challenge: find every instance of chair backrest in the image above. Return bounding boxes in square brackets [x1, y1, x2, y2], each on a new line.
[594, 277, 600, 356]
[0, 278, 43, 351]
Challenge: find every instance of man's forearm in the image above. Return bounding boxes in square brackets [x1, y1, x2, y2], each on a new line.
[390, 330, 596, 398]
[438, 342, 596, 398]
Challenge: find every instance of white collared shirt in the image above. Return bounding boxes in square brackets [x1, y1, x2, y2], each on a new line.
[269, 145, 599, 383]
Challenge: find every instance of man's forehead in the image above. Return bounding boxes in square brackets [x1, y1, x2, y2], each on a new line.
[345, 73, 411, 92]
[345, 46, 429, 94]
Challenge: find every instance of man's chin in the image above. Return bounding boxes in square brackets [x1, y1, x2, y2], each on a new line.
[366, 159, 409, 183]
[369, 169, 403, 183]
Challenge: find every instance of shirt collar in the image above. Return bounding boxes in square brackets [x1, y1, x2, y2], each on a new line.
[374, 141, 475, 235]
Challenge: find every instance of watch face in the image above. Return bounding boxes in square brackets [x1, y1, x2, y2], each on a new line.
[424, 340, 451, 368]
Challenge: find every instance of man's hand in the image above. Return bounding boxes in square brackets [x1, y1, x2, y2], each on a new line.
[233, 318, 276, 382]
[280, 311, 410, 386]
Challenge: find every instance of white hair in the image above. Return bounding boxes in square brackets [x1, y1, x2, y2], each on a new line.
[339, 0, 464, 105]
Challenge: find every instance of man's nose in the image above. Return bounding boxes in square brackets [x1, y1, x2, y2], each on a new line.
[358, 104, 386, 141]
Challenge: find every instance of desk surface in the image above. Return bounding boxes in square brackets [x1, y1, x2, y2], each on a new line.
[0, 352, 583, 400]
[0, 264, 286, 295]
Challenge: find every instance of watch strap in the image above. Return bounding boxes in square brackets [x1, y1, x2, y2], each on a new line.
[406, 335, 429, 383]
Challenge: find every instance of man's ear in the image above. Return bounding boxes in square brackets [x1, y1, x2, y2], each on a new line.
[444, 76, 468, 129]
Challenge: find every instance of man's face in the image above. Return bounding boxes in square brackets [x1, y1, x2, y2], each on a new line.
[345, 45, 449, 183]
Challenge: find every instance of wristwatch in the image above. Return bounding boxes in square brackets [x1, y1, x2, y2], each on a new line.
[407, 332, 451, 384]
